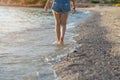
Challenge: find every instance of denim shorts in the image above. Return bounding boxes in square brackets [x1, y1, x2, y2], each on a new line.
[52, 0, 71, 13]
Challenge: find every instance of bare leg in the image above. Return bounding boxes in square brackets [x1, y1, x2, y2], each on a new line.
[60, 13, 69, 45]
[52, 11, 62, 44]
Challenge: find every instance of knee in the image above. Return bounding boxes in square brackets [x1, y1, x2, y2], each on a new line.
[55, 21, 61, 27]
[61, 22, 67, 27]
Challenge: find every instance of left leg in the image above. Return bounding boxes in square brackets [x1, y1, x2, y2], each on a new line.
[52, 11, 62, 44]
[60, 13, 69, 44]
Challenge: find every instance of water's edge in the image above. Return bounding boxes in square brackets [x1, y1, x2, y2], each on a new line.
[46, 10, 94, 80]
[0, 6, 93, 80]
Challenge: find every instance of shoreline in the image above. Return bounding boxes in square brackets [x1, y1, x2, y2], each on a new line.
[0, 4, 44, 8]
[0, 3, 45, 8]
[53, 6, 120, 80]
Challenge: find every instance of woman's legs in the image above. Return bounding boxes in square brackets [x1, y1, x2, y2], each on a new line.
[52, 11, 62, 44]
[53, 11, 69, 45]
[60, 13, 69, 44]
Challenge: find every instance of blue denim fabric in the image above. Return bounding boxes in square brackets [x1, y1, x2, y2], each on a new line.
[52, 0, 71, 13]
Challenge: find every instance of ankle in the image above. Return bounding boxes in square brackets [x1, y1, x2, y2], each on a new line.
[60, 37, 63, 42]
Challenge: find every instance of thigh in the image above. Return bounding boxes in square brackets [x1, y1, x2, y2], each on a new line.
[61, 13, 69, 25]
[52, 11, 61, 24]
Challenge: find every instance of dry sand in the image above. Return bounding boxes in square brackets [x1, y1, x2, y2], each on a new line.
[53, 6, 120, 80]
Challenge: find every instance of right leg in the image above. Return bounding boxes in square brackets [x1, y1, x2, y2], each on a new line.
[60, 13, 69, 45]
[52, 11, 62, 44]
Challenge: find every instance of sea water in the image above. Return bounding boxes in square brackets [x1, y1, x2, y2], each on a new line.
[0, 6, 92, 80]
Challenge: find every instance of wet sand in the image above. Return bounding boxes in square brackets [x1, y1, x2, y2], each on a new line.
[53, 6, 120, 80]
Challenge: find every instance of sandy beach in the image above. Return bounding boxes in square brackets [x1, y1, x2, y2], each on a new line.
[53, 6, 120, 80]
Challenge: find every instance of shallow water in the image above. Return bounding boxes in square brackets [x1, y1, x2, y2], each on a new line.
[0, 6, 92, 80]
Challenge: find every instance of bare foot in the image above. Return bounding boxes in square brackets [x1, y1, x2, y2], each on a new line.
[52, 41, 58, 44]
[52, 40, 64, 45]
[59, 38, 64, 45]
[53, 41, 61, 45]
[57, 41, 63, 45]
